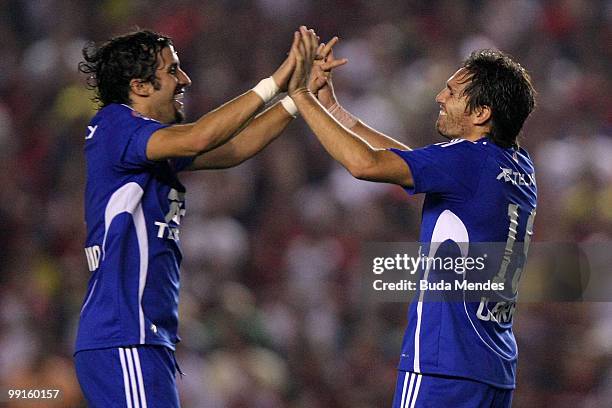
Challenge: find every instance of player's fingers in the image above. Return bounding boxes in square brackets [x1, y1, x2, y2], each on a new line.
[298, 27, 309, 54]
[289, 31, 300, 55]
[315, 43, 325, 60]
[318, 74, 329, 84]
[298, 38, 307, 60]
[300, 26, 313, 57]
[301, 39, 313, 64]
[321, 37, 339, 60]
[316, 43, 325, 55]
[291, 32, 302, 60]
[314, 76, 327, 90]
[309, 29, 319, 55]
[293, 43, 305, 79]
[303, 27, 319, 56]
[321, 58, 348, 71]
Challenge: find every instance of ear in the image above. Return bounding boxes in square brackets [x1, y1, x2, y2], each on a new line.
[472, 105, 491, 126]
[129, 78, 154, 97]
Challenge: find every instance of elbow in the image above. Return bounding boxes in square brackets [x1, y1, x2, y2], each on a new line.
[166, 125, 217, 156]
[346, 155, 378, 180]
[188, 130, 221, 155]
[187, 120, 236, 154]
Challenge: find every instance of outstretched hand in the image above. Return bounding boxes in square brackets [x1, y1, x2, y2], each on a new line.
[288, 26, 320, 96]
[308, 37, 347, 96]
[309, 39, 346, 109]
[271, 31, 301, 92]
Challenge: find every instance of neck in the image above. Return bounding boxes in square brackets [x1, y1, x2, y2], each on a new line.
[462, 126, 490, 142]
[128, 99, 160, 122]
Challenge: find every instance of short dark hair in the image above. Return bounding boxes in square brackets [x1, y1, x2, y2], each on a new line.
[79, 30, 173, 107]
[461, 49, 536, 148]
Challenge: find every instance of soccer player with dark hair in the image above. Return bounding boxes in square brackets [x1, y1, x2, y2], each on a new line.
[289, 27, 537, 407]
[74, 29, 343, 407]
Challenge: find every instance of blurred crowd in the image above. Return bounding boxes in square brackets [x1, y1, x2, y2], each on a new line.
[0, 0, 611, 407]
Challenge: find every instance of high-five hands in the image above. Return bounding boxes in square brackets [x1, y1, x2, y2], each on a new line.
[309, 38, 346, 109]
[308, 37, 347, 98]
[271, 31, 301, 91]
[288, 26, 321, 96]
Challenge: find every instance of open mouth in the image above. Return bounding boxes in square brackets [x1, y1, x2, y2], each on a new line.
[173, 92, 185, 107]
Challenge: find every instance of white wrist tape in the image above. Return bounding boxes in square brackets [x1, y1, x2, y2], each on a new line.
[252, 77, 280, 103]
[329, 103, 358, 129]
[280, 96, 298, 118]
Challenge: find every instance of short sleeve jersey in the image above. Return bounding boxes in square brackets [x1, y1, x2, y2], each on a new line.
[76, 104, 193, 352]
[390, 137, 537, 389]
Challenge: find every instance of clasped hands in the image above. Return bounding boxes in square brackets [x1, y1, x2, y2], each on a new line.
[272, 26, 347, 109]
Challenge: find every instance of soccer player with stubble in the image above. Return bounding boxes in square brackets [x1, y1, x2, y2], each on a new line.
[289, 26, 537, 407]
[74, 30, 344, 407]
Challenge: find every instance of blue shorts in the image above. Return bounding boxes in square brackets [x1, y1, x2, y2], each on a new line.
[75, 345, 180, 408]
[392, 371, 513, 408]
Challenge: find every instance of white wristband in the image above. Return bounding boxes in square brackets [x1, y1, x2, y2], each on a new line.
[329, 103, 358, 129]
[252, 77, 280, 103]
[280, 96, 298, 118]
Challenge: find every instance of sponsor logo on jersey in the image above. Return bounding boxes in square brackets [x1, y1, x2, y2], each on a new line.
[496, 167, 536, 187]
[155, 189, 186, 242]
[85, 125, 98, 140]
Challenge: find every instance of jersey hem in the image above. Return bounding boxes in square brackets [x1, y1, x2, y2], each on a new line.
[397, 361, 515, 390]
[74, 338, 176, 355]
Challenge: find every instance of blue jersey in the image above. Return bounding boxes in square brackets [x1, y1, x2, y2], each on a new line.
[76, 104, 193, 353]
[390, 137, 537, 389]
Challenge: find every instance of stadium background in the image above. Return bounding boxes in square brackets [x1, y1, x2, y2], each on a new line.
[0, 0, 611, 406]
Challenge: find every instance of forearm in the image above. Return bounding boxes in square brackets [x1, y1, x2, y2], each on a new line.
[293, 91, 381, 176]
[351, 121, 411, 150]
[149, 89, 267, 161]
[189, 90, 265, 153]
[326, 103, 411, 150]
[188, 102, 294, 170]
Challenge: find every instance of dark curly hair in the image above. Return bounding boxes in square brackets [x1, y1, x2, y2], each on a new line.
[79, 30, 173, 107]
[460, 50, 536, 148]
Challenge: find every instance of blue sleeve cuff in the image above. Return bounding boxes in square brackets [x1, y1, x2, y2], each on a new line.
[122, 121, 168, 169]
[389, 148, 420, 195]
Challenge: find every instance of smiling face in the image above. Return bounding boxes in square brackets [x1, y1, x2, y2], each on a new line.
[435, 68, 474, 139]
[146, 45, 192, 124]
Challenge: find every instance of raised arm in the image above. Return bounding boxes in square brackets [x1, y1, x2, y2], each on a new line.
[146, 91, 265, 160]
[187, 34, 347, 170]
[185, 102, 292, 170]
[308, 44, 410, 151]
[146, 33, 302, 161]
[289, 27, 413, 187]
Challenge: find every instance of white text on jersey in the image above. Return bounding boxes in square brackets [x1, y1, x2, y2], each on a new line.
[84, 245, 101, 271]
[85, 125, 98, 140]
[155, 221, 180, 241]
[496, 167, 536, 187]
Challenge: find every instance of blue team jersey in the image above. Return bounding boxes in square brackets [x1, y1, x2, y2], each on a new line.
[390, 137, 537, 389]
[76, 104, 193, 353]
